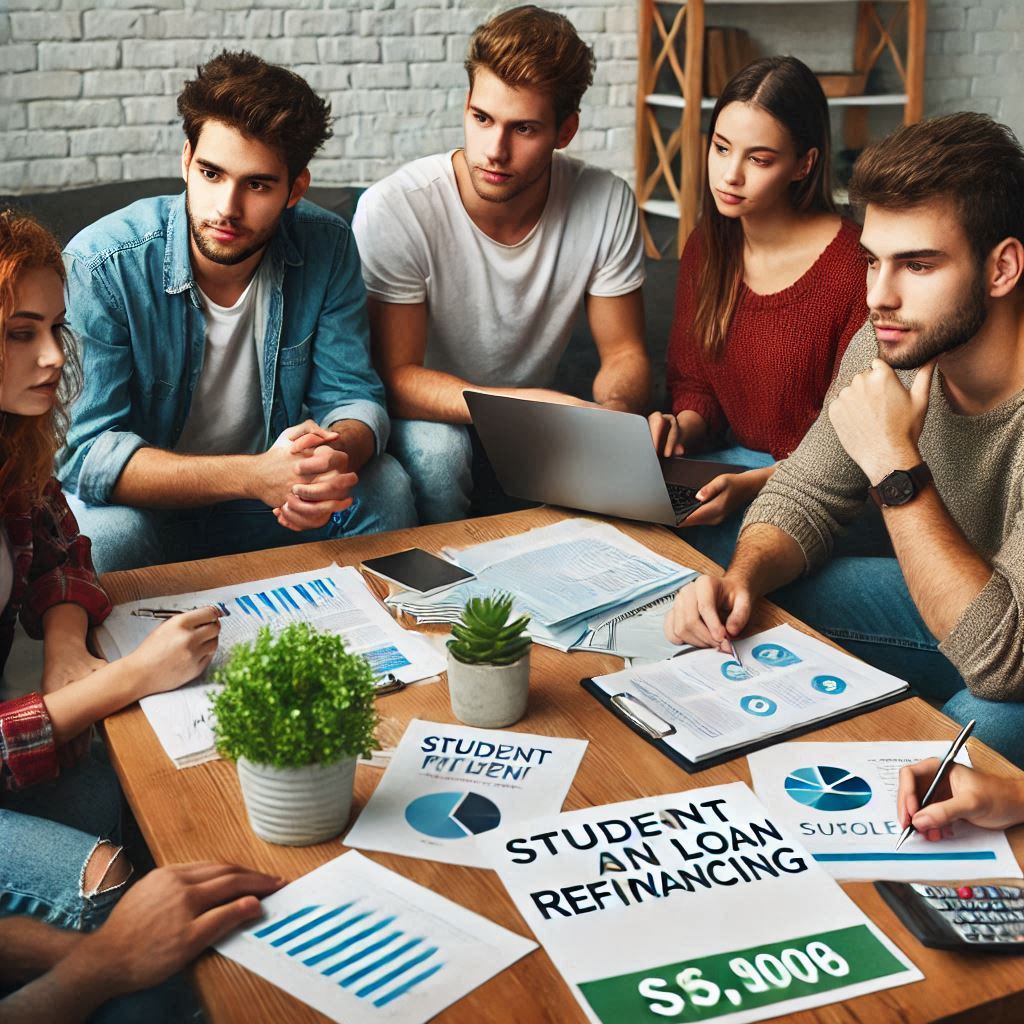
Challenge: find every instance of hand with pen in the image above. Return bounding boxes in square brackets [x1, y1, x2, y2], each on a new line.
[897, 760, 1024, 841]
[663, 574, 751, 656]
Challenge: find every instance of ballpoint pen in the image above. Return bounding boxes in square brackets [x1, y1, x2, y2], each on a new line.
[130, 607, 190, 619]
[726, 636, 744, 670]
[894, 718, 976, 851]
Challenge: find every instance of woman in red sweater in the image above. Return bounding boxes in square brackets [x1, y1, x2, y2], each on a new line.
[650, 56, 869, 564]
[0, 211, 220, 935]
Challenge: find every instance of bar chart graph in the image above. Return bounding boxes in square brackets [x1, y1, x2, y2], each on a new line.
[251, 901, 444, 1008]
[216, 852, 535, 1024]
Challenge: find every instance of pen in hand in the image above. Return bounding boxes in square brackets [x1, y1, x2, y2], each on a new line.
[894, 719, 976, 851]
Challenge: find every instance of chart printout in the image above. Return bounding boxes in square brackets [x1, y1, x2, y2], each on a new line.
[216, 852, 536, 1024]
[345, 720, 587, 868]
[481, 782, 921, 1024]
[748, 742, 1022, 881]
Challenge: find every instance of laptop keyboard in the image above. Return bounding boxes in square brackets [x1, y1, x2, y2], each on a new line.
[667, 483, 702, 521]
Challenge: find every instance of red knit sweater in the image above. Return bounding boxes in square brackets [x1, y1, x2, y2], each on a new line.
[666, 218, 868, 460]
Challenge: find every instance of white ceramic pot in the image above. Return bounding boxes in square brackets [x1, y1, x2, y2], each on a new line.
[236, 756, 357, 846]
[446, 649, 530, 728]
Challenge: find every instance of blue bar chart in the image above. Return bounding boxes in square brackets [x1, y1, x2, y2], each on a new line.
[250, 901, 444, 1008]
[216, 852, 535, 1024]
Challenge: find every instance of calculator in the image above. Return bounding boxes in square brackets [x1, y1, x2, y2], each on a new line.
[875, 881, 1024, 953]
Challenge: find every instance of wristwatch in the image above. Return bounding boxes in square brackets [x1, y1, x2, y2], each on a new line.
[868, 462, 933, 508]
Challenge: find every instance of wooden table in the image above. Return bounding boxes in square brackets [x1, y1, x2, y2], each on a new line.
[99, 508, 1024, 1023]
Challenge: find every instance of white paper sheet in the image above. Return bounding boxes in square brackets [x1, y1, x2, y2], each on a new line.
[215, 851, 536, 1024]
[481, 782, 921, 1024]
[345, 720, 587, 867]
[748, 741, 1023, 881]
[95, 565, 445, 768]
[589, 624, 909, 763]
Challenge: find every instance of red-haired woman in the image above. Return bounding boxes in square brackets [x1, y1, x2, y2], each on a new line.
[0, 210, 220, 933]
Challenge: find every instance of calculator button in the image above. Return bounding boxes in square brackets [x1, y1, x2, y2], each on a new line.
[957, 886, 974, 899]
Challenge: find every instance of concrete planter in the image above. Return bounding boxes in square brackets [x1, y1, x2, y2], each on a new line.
[236, 756, 357, 846]
[446, 649, 531, 728]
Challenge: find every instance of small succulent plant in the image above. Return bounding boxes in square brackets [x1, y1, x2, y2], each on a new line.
[447, 593, 532, 666]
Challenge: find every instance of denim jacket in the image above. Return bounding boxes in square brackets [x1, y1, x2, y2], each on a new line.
[58, 193, 389, 505]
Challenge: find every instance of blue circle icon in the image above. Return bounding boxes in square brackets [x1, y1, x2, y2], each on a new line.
[785, 766, 872, 812]
[721, 660, 752, 681]
[739, 694, 778, 717]
[811, 674, 847, 695]
[751, 643, 801, 667]
[404, 791, 501, 840]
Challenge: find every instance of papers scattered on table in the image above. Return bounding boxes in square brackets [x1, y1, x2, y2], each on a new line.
[345, 720, 587, 868]
[586, 624, 909, 766]
[94, 565, 445, 769]
[388, 519, 697, 655]
[749, 741, 1023, 882]
[480, 782, 921, 1024]
[216, 851, 536, 1024]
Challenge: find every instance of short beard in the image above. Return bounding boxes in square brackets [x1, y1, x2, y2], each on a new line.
[874, 270, 989, 370]
[185, 193, 279, 267]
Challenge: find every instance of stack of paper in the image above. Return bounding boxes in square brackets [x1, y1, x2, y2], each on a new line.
[95, 565, 446, 769]
[388, 519, 697, 655]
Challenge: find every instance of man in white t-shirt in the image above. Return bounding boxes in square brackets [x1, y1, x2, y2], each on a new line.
[353, 5, 650, 524]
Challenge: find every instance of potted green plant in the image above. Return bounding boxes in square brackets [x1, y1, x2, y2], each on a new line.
[210, 622, 377, 846]
[446, 593, 532, 728]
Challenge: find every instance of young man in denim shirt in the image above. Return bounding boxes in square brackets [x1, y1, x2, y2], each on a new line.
[59, 52, 416, 573]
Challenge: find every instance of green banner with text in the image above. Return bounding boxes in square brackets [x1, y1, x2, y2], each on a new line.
[579, 924, 907, 1022]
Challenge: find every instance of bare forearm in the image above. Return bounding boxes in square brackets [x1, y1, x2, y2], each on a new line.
[42, 604, 90, 648]
[326, 419, 375, 472]
[42, 657, 141, 744]
[383, 364, 481, 423]
[0, 920, 83, 987]
[884, 488, 992, 640]
[592, 349, 650, 413]
[675, 410, 709, 450]
[111, 448, 257, 507]
[726, 522, 806, 597]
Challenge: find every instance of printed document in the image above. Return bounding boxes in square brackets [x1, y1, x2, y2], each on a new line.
[216, 851, 535, 1024]
[345, 720, 587, 868]
[588, 624, 908, 764]
[94, 565, 445, 768]
[481, 782, 920, 1024]
[749, 741, 1022, 881]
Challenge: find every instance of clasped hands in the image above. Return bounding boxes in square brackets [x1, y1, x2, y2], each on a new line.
[254, 420, 357, 532]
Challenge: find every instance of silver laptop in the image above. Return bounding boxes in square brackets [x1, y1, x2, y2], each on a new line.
[465, 392, 746, 527]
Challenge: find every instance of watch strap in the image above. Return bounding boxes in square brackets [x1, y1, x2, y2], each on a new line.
[869, 462, 933, 508]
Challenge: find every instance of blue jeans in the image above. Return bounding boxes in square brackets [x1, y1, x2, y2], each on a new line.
[389, 420, 474, 525]
[0, 745, 127, 931]
[67, 452, 417, 573]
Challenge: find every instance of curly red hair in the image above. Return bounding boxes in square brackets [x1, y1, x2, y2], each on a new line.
[0, 210, 81, 506]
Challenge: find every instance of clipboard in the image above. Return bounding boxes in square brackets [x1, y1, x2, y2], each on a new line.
[580, 677, 912, 774]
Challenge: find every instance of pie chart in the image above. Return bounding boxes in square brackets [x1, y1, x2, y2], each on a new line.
[784, 766, 873, 812]
[404, 791, 502, 839]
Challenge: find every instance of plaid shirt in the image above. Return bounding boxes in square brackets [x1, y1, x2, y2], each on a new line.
[1, 475, 111, 791]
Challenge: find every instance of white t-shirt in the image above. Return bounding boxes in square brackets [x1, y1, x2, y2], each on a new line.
[175, 273, 265, 455]
[0, 527, 13, 612]
[352, 150, 645, 388]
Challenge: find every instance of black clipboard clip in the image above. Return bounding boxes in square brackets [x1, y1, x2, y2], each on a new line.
[610, 692, 676, 740]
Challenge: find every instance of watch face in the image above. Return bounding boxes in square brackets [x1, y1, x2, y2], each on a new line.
[879, 471, 915, 505]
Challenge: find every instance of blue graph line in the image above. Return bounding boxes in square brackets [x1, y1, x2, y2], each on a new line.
[253, 905, 317, 939]
[320, 918, 398, 976]
[320, 931, 403, 974]
[301, 912, 375, 966]
[374, 963, 445, 1007]
[351, 946, 439, 995]
[256, 591, 278, 614]
[814, 851, 997, 862]
[270, 905, 349, 947]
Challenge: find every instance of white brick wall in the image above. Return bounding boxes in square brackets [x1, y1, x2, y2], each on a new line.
[1, 0, 1022, 195]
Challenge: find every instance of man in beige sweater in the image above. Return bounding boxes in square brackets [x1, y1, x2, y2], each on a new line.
[665, 112, 1024, 767]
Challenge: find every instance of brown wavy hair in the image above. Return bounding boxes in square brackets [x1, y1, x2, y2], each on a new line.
[465, 5, 595, 126]
[0, 209, 82, 506]
[694, 56, 835, 359]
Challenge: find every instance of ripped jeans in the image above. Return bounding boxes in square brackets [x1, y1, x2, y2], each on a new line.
[0, 742, 130, 931]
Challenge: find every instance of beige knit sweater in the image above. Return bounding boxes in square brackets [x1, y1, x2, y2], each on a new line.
[743, 320, 1024, 701]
